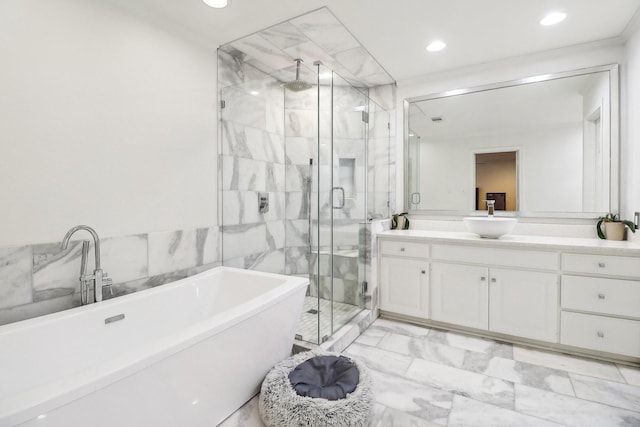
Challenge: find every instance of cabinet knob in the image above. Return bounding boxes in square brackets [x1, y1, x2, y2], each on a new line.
[598, 262, 605, 268]
[491, 278, 497, 283]
[421, 270, 426, 274]
[400, 247, 405, 252]
[597, 331, 605, 338]
[598, 293, 606, 300]
[480, 277, 486, 281]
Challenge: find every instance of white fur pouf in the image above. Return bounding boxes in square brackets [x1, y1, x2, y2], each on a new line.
[259, 350, 374, 427]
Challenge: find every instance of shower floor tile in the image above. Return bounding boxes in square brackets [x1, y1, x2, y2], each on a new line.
[295, 296, 363, 344]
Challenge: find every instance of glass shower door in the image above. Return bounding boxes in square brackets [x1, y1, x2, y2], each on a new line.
[324, 71, 368, 339]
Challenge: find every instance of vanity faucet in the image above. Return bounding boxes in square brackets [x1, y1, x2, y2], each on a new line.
[485, 200, 496, 217]
[61, 225, 113, 304]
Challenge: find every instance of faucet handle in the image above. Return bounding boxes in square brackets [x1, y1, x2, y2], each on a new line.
[103, 273, 114, 298]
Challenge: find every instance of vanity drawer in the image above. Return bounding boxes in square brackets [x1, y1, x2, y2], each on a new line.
[380, 239, 429, 258]
[431, 244, 558, 270]
[560, 311, 640, 358]
[562, 275, 640, 318]
[562, 253, 640, 278]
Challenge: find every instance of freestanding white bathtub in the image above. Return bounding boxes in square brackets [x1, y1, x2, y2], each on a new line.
[0, 267, 308, 427]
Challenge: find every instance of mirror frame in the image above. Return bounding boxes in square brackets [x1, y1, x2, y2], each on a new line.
[403, 64, 620, 219]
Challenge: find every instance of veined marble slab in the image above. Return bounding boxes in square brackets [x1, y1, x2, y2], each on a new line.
[289, 8, 361, 55]
[32, 241, 84, 300]
[259, 21, 307, 50]
[448, 394, 563, 427]
[368, 369, 452, 424]
[218, 395, 263, 427]
[222, 224, 267, 260]
[148, 229, 197, 277]
[462, 351, 575, 396]
[377, 332, 467, 368]
[570, 372, 640, 412]
[515, 383, 640, 427]
[513, 346, 625, 382]
[618, 365, 640, 387]
[344, 342, 412, 377]
[406, 357, 515, 409]
[427, 328, 513, 358]
[0, 246, 32, 309]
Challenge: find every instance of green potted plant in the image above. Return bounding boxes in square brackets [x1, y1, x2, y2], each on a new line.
[390, 212, 410, 230]
[596, 213, 636, 240]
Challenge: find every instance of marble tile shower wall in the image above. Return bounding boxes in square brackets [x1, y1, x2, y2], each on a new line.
[219, 50, 289, 274]
[0, 227, 220, 326]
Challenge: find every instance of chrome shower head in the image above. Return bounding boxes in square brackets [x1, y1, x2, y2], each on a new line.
[284, 59, 313, 92]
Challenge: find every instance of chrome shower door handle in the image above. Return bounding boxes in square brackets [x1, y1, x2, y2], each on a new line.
[332, 187, 345, 209]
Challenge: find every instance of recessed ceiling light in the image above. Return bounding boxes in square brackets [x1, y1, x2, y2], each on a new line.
[540, 11, 566, 26]
[203, 0, 227, 8]
[426, 40, 446, 53]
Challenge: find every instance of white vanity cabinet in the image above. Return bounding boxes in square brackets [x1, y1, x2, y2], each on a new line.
[378, 231, 640, 362]
[560, 253, 640, 358]
[489, 268, 558, 342]
[430, 262, 489, 329]
[378, 239, 429, 318]
[430, 244, 559, 342]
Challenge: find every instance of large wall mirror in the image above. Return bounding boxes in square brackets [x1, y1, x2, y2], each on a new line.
[404, 64, 619, 217]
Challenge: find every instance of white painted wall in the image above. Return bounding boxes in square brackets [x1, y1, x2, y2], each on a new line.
[396, 41, 627, 215]
[0, 0, 218, 246]
[581, 73, 610, 212]
[418, 124, 583, 212]
[623, 25, 640, 240]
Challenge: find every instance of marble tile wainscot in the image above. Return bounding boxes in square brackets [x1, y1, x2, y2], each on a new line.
[377, 229, 640, 365]
[0, 226, 220, 326]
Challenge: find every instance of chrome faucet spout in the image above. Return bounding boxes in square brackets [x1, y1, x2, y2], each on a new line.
[61, 225, 101, 269]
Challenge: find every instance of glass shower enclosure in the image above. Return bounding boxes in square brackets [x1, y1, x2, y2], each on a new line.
[218, 53, 390, 345]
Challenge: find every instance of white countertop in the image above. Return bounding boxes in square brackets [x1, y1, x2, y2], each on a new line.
[378, 229, 640, 255]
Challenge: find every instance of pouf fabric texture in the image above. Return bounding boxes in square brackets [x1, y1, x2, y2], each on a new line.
[259, 350, 374, 427]
[288, 355, 359, 400]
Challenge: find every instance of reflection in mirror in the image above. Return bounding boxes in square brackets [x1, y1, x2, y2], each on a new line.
[475, 151, 517, 211]
[405, 65, 618, 216]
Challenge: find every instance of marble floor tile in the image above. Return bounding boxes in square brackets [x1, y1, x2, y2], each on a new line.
[463, 351, 575, 396]
[374, 405, 444, 427]
[513, 346, 625, 382]
[344, 342, 413, 377]
[368, 369, 453, 424]
[218, 395, 264, 427]
[369, 318, 431, 338]
[224, 318, 640, 427]
[354, 326, 387, 347]
[515, 383, 640, 427]
[448, 394, 564, 427]
[426, 328, 513, 358]
[377, 332, 466, 368]
[570, 373, 640, 412]
[618, 365, 640, 387]
[406, 357, 515, 409]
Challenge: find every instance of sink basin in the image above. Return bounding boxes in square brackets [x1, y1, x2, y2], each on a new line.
[463, 217, 518, 239]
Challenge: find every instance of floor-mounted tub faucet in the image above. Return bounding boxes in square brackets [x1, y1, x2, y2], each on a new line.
[61, 225, 113, 304]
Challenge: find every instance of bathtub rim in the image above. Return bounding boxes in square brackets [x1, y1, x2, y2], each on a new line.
[0, 266, 309, 427]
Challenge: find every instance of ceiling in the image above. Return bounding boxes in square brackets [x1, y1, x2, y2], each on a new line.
[106, 0, 640, 82]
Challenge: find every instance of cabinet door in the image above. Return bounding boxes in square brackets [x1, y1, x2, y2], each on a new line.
[431, 262, 489, 330]
[489, 268, 558, 342]
[379, 257, 429, 318]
